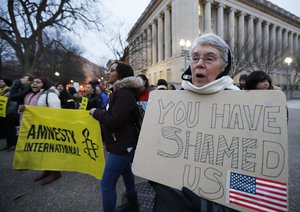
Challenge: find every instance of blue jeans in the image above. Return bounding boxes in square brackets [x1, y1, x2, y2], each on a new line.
[101, 152, 136, 212]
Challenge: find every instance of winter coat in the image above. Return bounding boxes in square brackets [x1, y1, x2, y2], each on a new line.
[59, 90, 75, 109]
[86, 93, 102, 110]
[37, 87, 61, 108]
[92, 77, 143, 154]
[3, 90, 18, 115]
[138, 87, 150, 111]
[9, 80, 31, 105]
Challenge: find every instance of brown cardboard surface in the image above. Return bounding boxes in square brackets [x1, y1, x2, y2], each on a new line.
[132, 90, 288, 211]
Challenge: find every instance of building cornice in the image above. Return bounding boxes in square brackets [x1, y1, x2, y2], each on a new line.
[239, 0, 300, 28]
[128, 0, 300, 41]
[127, 0, 163, 40]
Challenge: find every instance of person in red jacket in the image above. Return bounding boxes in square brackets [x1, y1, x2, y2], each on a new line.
[137, 74, 150, 111]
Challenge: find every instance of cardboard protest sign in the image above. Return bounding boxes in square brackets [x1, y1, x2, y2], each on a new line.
[0, 96, 8, 117]
[132, 90, 288, 212]
[13, 106, 105, 179]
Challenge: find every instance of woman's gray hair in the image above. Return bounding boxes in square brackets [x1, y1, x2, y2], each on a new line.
[190, 33, 230, 65]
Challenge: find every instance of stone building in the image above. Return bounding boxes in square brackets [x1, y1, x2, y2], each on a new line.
[127, 0, 300, 86]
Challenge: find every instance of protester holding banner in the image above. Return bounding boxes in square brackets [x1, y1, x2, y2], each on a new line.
[6, 74, 35, 150]
[89, 61, 143, 212]
[20, 76, 62, 185]
[152, 33, 240, 212]
[9, 74, 35, 105]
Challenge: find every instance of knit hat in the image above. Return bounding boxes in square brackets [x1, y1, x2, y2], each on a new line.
[2, 78, 12, 87]
[36, 76, 51, 90]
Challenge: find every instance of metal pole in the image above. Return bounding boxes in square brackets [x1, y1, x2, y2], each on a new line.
[286, 66, 289, 98]
[287, 65, 290, 99]
[184, 50, 187, 70]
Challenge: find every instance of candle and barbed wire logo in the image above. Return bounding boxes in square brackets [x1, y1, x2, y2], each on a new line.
[82, 128, 98, 161]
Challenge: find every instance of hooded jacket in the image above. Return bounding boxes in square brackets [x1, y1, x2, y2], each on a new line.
[37, 87, 61, 108]
[92, 77, 143, 154]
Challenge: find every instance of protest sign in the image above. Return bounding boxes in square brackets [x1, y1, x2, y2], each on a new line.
[132, 90, 288, 211]
[13, 106, 105, 179]
[0, 96, 8, 117]
[79, 97, 88, 110]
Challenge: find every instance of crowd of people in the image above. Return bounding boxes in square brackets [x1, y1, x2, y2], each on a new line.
[0, 33, 285, 211]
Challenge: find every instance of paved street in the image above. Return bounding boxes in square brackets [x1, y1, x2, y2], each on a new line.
[0, 101, 299, 212]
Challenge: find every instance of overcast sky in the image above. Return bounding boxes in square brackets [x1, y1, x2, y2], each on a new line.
[76, 0, 300, 66]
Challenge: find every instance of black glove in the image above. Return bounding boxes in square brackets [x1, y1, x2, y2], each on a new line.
[182, 187, 201, 211]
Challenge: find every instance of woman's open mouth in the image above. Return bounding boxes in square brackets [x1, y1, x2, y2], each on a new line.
[196, 73, 205, 78]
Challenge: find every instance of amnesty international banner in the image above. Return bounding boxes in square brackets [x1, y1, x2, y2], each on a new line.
[0, 96, 8, 117]
[133, 90, 288, 212]
[13, 106, 105, 179]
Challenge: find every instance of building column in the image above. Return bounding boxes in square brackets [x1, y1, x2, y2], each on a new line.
[263, 22, 269, 59]
[228, 8, 236, 50]
[270, 24, 276, 55]
[247, 15, 254, 61]
[204, 0, 213, 32]
[276, 27, 282, 53]
[217, 3, 225, 38]
[164, 6, 171, 59]
[283, 29, 288, 57]
[157, 14, 164, 63]
[142, 31, 147, 68]
[238, 12, 245, 56]
[289, 32, 294, 55]
[295, 34, 299, 52]
[255, 19, 262, 59]
[138, 35, 143, 69]
[147, 26, 152, 66]
[151, 20, 157, 64]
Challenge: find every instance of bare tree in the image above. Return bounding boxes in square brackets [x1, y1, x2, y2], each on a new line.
[0, 0, 102, 75]
[37, 32, 84, 83]
[253, 46, 287, 75]
[0, 39, 15, 78]
[227, 34, 257, 77]
[105, 24, 128, 61]
[104, 23, 150, 71]
[228, 33, 289, 84]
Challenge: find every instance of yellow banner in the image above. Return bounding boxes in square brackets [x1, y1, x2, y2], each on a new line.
[0, 96, 8, 117]
[13, 106, 105, 179]
[79, 97, 88, 110]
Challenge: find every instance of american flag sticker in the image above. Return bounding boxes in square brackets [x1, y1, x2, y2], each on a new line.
[227, 172, 288, 212]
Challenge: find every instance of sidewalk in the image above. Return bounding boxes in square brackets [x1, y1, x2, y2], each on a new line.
[0, 138, 154, 212]
[287, 99, 300, 109]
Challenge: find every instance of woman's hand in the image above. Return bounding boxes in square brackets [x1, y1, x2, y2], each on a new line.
[18, 105, 25, 114]
[89, 108, 96, 116]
